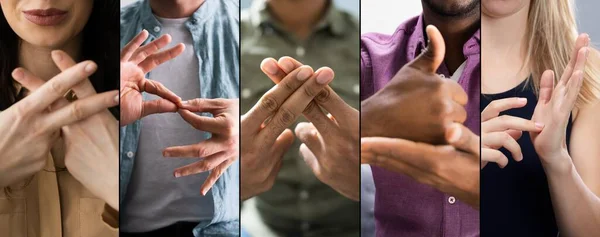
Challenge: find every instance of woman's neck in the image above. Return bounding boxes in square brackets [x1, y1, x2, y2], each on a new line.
[19, 37, 82, 82]
[481, 6, 530, 94]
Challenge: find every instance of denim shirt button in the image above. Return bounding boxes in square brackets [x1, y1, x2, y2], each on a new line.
[126, 151, 134, 158]
[153, 26, 161, 32]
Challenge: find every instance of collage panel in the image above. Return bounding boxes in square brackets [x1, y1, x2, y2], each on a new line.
[0, 0, 120, 236]
[360, 0, 481, 236]
[480, 0, 600, 236]
[239, 0, 360, 237]
[119, 0, 240, 236]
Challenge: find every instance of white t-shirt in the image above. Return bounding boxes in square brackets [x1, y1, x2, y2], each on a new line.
[122, 16, 214, 232]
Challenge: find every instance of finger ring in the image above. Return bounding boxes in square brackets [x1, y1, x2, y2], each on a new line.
[64, 89, 78, 102]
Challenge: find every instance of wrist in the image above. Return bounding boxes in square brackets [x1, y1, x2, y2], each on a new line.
[541, 151, 573, 177]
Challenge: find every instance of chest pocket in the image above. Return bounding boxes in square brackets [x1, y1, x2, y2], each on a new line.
[0, 190, 28, 237]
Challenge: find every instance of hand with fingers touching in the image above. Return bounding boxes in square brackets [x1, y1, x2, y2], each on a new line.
[120, 30, 185, 126]
[361, 123, 481, 209]
[13, 50, 120, 211]
[531, 39, 589, 172]
[162, 98, 239, 196]
[361, 25, 468, 144]
[481, 98, 543, 168]
[240, 64, 334, 200]
[259, 56, 360, 201]
[0, 53, 118, 189]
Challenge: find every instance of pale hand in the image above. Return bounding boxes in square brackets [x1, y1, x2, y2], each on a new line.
[163, 99, 239, 196]
[120, 30, 184, 126]
[531, 34, 589, 171]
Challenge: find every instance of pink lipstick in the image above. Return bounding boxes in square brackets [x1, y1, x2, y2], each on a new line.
[22, 8, 68, 26]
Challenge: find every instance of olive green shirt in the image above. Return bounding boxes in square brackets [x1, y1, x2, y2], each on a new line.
[241, 0, 359, 236]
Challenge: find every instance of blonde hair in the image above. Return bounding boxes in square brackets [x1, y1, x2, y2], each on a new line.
[524, 0, 600, 107]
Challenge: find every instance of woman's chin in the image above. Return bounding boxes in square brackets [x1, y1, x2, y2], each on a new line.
[19, 33, 73, 49]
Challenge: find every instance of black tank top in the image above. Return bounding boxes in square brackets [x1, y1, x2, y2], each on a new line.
[481, 78, 573, 237]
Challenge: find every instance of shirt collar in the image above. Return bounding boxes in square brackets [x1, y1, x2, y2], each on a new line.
[139, 0, 218, 38]
[249, 0, 349, 36]
[408, 14, 481, 59]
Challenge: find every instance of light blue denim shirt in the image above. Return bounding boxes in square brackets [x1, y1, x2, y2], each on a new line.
[120, 0, 239, 236]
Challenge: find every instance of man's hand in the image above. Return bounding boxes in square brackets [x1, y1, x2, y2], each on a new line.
[361, 123, 480, 209]
[162, 98, 239, 196]
[120, 30, 185, 126]
[241, 64, 333, 200]
[361, 25, 468, 144]
[260, 57, 359, 201]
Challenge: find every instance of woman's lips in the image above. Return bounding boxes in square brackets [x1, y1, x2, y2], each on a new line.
[22, 8, 68, 26]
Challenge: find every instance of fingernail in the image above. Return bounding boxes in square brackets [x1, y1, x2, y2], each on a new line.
[262, 60, 278, 75]
[181, 100, 189, 104]
[517, 154, 523, 161]
[114, 94, 119, 103]
[12, 69, 23, 79]
[448, 125, 461, 143]
[51, 51, 62, 61]
[316, 70, 333, 84]
[201, 190, 207, 196]
[296, 67, 312, 81]
[85, 62, 97, 73]
[174, 172, 181, 178]
[518, 98, 527, 103]
[535, 122, 545, 129]
[278, 58, 294, 73]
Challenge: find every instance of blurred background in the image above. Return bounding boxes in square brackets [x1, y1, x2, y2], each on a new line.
[577, 0, 600, 47]
[361, 0, 422, 34]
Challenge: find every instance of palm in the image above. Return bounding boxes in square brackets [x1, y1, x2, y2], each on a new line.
[119, 30, 185, 126]
[530, 97, 567, 161]
[120, 61, 146, 125]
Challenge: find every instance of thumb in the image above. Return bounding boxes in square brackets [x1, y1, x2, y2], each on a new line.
[446, 123, 479, 157]
[408, 25, 446, 73]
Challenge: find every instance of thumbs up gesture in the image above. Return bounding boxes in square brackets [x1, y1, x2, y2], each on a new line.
[361, 25, 468, 144]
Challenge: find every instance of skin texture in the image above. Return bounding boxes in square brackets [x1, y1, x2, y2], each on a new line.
[480, 97, 542, 168]
[0, 0, 92, 48]
[163, 98, 240, 196]
[0, 53, 118, 199]
[240, 62, 334, 200]
[0, 0, 120, 211]
[361, 25, 468, 144]
[13, 51, 120, 210]
[361, 26, 481, 209]
[260, 56, 360, 201]
[120, 30, 184, 126]
[483, 0, 600, 233]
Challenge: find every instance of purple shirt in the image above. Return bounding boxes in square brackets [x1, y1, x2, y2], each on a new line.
[361, 15, 480, 237]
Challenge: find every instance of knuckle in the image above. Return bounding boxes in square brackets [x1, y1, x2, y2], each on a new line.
[259, 95, 279, 113]
[280, 80, 295, 93]
[48, 81, 65, 95]
[196, 146, 207, 157]
[314, 89, 331, 103]
[302, 85, 317, 98]
[277, 107, 296, 126]
[70, 103, 85, 120]
[303, 101, 319, 114]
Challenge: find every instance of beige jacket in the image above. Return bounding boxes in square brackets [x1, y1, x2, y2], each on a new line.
[0, 148, 118, 236]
